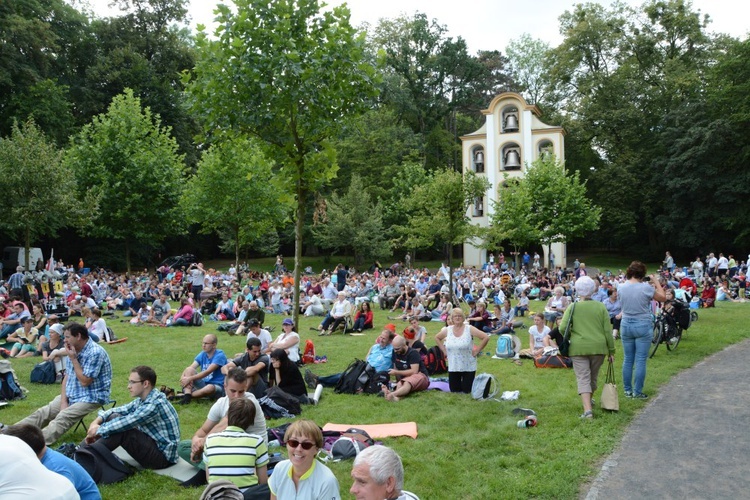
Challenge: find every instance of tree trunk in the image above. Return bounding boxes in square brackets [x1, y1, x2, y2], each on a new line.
[292, 184, 305, 329]
[24, 227, 31, 271]
[234, 226, 240, 272]
[125, 239, 131, 275]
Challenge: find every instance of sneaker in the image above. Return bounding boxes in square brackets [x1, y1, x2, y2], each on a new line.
[304, 369, 318, 390]
[511, 407, 537, 417]
[580, 410, 593, 419]
[177, 393, 192, 405]
[624, 391, 633, 398]
[633, 393, 649, 399]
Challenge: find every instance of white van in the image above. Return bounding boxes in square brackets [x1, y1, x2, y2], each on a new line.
[2, 246, 44, 272]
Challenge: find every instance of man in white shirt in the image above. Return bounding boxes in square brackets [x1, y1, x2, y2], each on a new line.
[245, 319, 272, 352]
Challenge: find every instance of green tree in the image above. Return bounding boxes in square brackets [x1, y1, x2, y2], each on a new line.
[523, 156, 601, 267]
[505, 34, 552, 106]
[0, 119, 91, 266]
[181, 136, 290, 269]
[312, 175, 391, 266]
[65, 89, 185, 272]
[186, 0, 379, 326]
[401, 168, 490, 296]
[486, 177, 538, 270]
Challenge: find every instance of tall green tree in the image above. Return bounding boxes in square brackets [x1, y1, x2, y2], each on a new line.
[505, 34, 552, 106]
[65, 89, 185, 272]
[497, 156, 601, 268]
[0, 119, 91, 266]
[187, 0, 378, 326]
[486, 177, 538, 270]
[401, 168, 490, 296]
[181, 136, 290, 269]
[311, 175, 391, 266]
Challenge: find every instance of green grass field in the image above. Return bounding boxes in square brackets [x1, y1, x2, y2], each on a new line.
[2, 292, 748, 499]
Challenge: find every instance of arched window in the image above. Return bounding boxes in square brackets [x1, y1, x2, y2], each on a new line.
[472, 196, 484, 217]
[501, 143, 521, 171]
[501, 106, 519, 133]
[472, 146, 485, 173]
[537, 140, 553, 159]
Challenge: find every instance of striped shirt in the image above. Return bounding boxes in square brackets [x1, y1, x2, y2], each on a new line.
[65, 338, 112, 405]
[204, 426, 268, 490]
[98, 389, 180, 463]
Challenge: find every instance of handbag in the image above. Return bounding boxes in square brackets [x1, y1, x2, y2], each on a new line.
[559, 303, 575, 356]
[601, 359, 619, 411]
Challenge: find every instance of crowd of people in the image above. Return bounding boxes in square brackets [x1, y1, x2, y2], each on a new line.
[0, 249, 745, 497]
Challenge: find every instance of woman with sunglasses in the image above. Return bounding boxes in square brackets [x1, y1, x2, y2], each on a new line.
[269, 419, 340, 500]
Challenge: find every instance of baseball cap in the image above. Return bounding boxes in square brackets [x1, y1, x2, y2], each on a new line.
[282, 318, 294, 326]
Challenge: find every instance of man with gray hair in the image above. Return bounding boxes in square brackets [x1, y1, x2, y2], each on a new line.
[350, 445, 418, 500]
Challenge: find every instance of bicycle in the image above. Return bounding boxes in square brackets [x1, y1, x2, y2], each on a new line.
[649, 309, 683, 358]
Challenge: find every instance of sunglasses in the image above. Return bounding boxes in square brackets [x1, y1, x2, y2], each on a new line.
[287, 439, 315, 450]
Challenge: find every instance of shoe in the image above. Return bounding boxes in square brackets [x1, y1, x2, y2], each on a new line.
[633, 393, 649, 399]
[178, 394, 192, 405]
[304, 369, 318, 390]
[310, 327, 319, 332]
[512, 359, 523, 366]
[624, 391, 633, 398]
[580, 410, 593, 419]
[511, 408, 536, 417]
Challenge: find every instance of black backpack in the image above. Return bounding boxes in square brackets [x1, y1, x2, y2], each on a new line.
[74, 441, 134, 484]
[361, 364, 390, 395]
[0, 360, 23, 400]
[334, 359, 368, 394]
[422, 346, 447, 375]
[265, 386, 302, 415]
[30, 361, 56, 384]
[190, 311, 204, 326]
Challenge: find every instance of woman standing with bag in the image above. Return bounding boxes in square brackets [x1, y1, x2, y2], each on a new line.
[618, 261, 665, 399]
[560, 276, 614, 419]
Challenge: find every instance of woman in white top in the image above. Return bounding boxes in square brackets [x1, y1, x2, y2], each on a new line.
[435, 308, 489, 393]
[266, 318, 300, 362]
[87, 308, 108, 342]
[519, 312, 552, 358]
[543, 287, 570, 327]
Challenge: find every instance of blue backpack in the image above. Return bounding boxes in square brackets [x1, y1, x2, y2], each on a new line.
[496, 334, 515, 358]
[30, 361, 56, 384]
[0, 360, 23, 400]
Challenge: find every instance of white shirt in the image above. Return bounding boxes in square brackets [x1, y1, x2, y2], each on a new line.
[247, 328, 273, 351]
[0, 435, 80, 499]
[206, 392, 266, 440]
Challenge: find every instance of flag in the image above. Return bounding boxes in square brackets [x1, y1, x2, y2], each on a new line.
[46, 249, 55, 271]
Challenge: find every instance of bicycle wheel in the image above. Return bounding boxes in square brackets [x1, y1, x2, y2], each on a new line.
[666, 326, 681, 351]
[650, 321, 664, 358]
[690, 311, 698, 323]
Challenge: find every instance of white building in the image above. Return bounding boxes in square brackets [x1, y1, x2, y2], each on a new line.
[460, 92, 566, 269]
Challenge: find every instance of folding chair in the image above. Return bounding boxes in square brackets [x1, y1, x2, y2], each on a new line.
[74, 399, 117, 433]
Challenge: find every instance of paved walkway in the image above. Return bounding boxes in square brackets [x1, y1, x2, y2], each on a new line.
[584, 337, 750, 499]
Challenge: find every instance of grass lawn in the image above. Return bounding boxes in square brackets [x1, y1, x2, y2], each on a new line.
[2, 295, 746, 499]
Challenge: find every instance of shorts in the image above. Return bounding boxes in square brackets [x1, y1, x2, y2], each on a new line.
[398, 372, 429, 392]
[193, 378, 225, 398]
[192, 285, 203, 299]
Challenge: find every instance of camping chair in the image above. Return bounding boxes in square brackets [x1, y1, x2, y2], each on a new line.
[74, 399, 117, 433]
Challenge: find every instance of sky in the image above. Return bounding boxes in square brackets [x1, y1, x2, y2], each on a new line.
[156, 0, 750, 53]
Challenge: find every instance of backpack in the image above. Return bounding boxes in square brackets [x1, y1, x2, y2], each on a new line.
[534, 354, 572, 368]
[302, 339, 316, 365]
[190, 311, 204, 327]
[199, 480, 244, 500]
[74, 440, 134, 484]
[471, 373, 500, 401]
[327, 437, 369, 461]
[264, 386, 302, 415]
[422, 346, 447, 375]
[30, 361, 56, 384]
[103, 327, 117, 343]
[334, 359, 369, 394]
[495, 334, 515, 358]
[0, 360, 23, 401]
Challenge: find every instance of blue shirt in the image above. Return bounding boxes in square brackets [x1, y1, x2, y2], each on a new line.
[42, 448, 101, 500]
[367, 344, 394, 372]
[98, 389, 180, 463]
[65, 338, 112, 405]
[195, 349, 227, 386]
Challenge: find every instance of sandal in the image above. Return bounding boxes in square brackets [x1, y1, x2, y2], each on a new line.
[580, 410, 593, 419]
[513, 359, 523, 366]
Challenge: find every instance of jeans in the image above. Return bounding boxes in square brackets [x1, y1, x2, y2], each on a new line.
[170, 318, 190, 326]
[318, 373, 342, 387]
[621, 317, 653, 395]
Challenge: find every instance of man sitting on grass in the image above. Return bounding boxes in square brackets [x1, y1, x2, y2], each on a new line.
[203, 398, 269, 497]
[381, 336, 429, 402]
[85, 365, 180, 470]
[178, 368, 266, 488]
[222, 337, 269, 398]
[178, 334, 227, 405]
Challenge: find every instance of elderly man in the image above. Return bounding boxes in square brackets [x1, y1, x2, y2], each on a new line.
[350, 445, 419, 500]
[316, 291, 352, 335]
[178, 334, 227, 405]
[381, 336, 429, 402]
[16, 322, 112, 444]
[379, 278, 401, 310]
[302, 288, 325, 317]
[85, 365, 180, 469]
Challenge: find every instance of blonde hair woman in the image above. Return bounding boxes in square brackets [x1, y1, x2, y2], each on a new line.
[435, 308, 489, 393]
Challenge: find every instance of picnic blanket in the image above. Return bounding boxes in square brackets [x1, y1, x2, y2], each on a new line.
[113, 447, 197, 482]
[322, 422, 418, 439]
